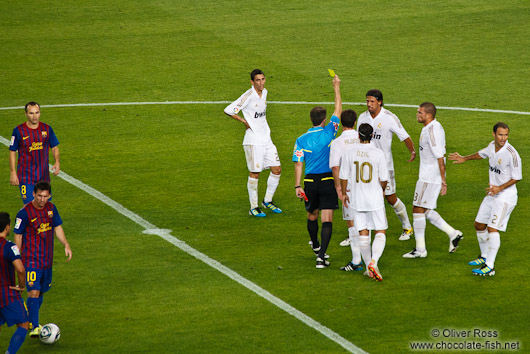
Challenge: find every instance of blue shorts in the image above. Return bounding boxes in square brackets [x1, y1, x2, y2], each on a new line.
[19, 183, 53, 203]
[0, 299, 28, 326]
[26, 268, 53, 294]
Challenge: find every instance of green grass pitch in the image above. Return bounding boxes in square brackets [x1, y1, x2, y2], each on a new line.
[1, 1, 529, 353]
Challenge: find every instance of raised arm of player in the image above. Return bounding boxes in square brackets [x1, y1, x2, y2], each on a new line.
[51, 146, 60, 176]
[332, 75, 342, 118]
[9, 150, 19, 186]
[448, 151, 483, 164]
[404, 137, 416, 162]
[54, 225, 72, 262]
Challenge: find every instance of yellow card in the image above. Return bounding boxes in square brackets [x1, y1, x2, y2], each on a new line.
[328, 69, 335, 77]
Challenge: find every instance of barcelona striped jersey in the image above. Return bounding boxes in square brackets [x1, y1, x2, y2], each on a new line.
[0, 238, 23, 308]
[9, 122, 59, 184]
[14, 202, 62, 270]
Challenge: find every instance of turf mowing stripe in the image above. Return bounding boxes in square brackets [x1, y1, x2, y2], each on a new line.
[0, 135, 367, 354]
[1, 101, 529, 115]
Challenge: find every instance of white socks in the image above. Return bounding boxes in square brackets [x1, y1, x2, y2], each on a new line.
[476, 229, 489, 258]
[348, 227, 362, 264]
[371, 233, 386, 265]
[359, 235, 372, 267]
[486, 231, 500, 269]
[392, 198, 412, 230]
[264, 173, 280, 203]
[425, 210, 455, 237]
[247, 177, 259, 209]
[413, 213, 426, 252]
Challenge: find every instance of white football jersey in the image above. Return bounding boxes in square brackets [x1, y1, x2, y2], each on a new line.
[418, 119, 446, 184]
[224, 86, 271, 145]
[329, 129, 359, 168]
[478, 141, 522, 202]
[357, 108, 410, 171]
[339, 143, 389, 211]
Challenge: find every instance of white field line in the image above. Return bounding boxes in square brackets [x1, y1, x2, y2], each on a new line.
[0, 135, 367, 354]
[0, 101, 529, 115]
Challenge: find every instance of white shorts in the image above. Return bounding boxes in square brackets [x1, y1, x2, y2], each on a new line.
[354, 207, 388, 232]
[413, 180, 441, 210]
[384, 170, 396, 196]
[243, 143, 280, 173]
[475, 195, 517, 232]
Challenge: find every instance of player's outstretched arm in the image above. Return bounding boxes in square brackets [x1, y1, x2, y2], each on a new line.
[54, 225, 72, 262]
[332, 75, 342, 118]
[448, 152, 482, 164]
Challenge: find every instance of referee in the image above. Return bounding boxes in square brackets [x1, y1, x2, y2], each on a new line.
[293, 74, 342, 268]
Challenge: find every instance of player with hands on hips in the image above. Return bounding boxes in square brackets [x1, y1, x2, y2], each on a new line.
[224, 69, 282, 217]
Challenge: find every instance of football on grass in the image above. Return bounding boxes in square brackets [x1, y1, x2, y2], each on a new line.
[39, 323, 61, 344]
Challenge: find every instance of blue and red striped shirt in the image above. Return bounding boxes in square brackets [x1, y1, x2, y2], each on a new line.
[0, 238, 23, 308]
[14, 202, 62, 270]
[9, 122, 59, 184]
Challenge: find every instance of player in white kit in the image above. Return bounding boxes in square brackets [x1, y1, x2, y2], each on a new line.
[329, 110, 362, 271]
[402, 102, 463, 259]
[224, 69, 282, 217]
[340, 123, 389, 281]
[357, 89, 415, 241]
[449, 122, 522, 276]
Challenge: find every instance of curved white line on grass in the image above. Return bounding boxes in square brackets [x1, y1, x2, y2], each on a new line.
[0, 101, 529, 115]
[0, 134, 367, 354]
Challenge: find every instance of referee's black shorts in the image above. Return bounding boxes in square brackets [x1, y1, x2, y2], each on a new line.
[303, 172, 339, 213]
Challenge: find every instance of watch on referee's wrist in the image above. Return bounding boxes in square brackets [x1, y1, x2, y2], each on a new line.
[295, 185, 301, 189]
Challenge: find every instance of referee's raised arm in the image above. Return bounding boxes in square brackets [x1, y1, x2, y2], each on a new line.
[332, 74, 342, 118]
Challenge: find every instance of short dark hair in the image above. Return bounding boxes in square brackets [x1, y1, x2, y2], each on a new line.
[366, 89, 383, 106]
[25, 101, 40, 112]
[493, 122, 509, 133]
[310, 107, 327, 126]
[358, 123, 373, 142]
[419, 102, 436, 118]
[340, 109, 357, 128]
[34, 181, 52, 194]
[0, 212, 10, 233]
[250, 69, 264, 81]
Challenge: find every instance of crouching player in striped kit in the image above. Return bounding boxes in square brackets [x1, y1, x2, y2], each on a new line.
[14, 181, 72, 337]
[0, 212, 29, 354]
[449, 122, 522, 276]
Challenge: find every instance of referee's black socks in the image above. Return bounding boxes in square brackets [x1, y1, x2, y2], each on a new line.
[320, 222, 332, 259]
[307, 219, 319, 249]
